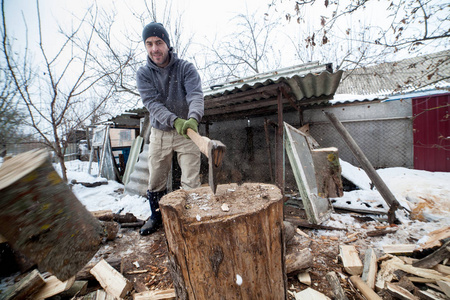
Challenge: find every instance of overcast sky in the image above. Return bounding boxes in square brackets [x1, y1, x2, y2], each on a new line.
[4, 0, 446, 83]
[5, 0, 277, 46]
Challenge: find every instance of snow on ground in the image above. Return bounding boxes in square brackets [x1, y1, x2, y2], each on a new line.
[322, 160, 450, 252]
[56, 160, 150, 220]
[39, 159, 450, 251]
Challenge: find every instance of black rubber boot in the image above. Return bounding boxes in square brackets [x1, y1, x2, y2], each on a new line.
[140, 190, 166, 236]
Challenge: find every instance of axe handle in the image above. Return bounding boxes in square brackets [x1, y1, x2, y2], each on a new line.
[187, 128, 210, 158]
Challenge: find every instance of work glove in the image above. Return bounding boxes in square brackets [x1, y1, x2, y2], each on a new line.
[174, 118, 187, 135]
[181, 118, 198, 139]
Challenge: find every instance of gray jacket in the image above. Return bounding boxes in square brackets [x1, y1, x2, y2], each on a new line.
[136, 51, 204, 131]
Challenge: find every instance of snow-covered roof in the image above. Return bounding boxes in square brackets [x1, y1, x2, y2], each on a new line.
[335, 50, 450, 98]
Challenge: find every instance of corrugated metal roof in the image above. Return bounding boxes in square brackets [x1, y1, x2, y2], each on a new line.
[203, 62, 343, 120]
[336, 50, 450, 96]
[204, 62, 342, 100]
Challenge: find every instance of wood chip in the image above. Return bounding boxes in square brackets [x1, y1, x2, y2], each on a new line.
[339, 245, 363, 275]
[221, 203, 230, 212]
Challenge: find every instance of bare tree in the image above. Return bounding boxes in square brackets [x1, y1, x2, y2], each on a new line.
[277, 0, 449, 85]
[1, 0, 114, 181]
[201, 9, 282, 87]
[0, 67, 29, 157]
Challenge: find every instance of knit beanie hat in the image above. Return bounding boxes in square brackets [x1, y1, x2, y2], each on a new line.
[142, 22, 171, 48]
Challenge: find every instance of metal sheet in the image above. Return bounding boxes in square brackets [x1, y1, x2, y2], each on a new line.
[284, 122, 333, 224]
[413, 93, 450, 172]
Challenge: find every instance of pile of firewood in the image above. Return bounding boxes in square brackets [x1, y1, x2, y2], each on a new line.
[287, 225, 450, 300]
[1, 258, 176, 300]
[0, 210, 178, 300]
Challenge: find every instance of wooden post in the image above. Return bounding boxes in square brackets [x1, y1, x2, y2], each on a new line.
[0, 149, 104, 281]
[160, 183, 286, 300]
[324, 112, 400, 224]
[276, 88, 285, 191]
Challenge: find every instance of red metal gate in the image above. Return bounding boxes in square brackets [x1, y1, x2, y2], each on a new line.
[412, 93, 450, 172]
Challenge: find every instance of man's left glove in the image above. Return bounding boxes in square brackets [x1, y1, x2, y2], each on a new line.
[181, 118, 198, 139]
[174, 118, 187, 135]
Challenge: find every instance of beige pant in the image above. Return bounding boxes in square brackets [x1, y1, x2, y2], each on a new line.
[148, 127, 201, 192]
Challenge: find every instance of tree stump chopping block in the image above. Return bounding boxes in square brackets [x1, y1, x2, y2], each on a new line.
[0, 149, 104, 281]
[159, 183, 287, 300]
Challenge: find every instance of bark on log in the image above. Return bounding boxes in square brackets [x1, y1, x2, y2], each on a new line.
[100, 221, 120, 241]
[0, 149, 104, 281]
[311, 147, 344, 198]
[1, 269, 45, 300]
[114, 212, 138, 223]
[159, 183, 286, 300]
[286, 248, 313, 274]
[413, 240, 450, 269]
[326, 271, 349, 300]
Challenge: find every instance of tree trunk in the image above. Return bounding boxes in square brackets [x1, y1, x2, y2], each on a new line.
[311, 147, 343, 198]
[160, 183, 286, 300]
[0, 149, 104, 281]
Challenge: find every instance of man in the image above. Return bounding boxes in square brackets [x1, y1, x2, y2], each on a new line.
[136, 22, 204, 235]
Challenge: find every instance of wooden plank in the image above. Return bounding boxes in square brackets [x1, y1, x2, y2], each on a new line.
[434, 264, 450, 276]
[437, 281, 450, 298]
[398, 256, 418, 265]
[339, 245, 363, 275]
[90, 259, 133, 299]
[284, 122, 333, 225]
[294, 287, 331, 300]
[361, 247, 378, 289]
[408, 277, 436, 283]
[82, 290, 116, 300]
[59, 280, 88, 298]
[295, 228, 311, 239]
[325, 271, 349, 300]
[392, 261, 450, 282]
[76, 257, 122, 281]
[382, 244, 416, 254]
[1, 269, 45, 300]
[418, 289, 449, 300]
[133, 289, 177, 300]
[34, 275, 75, 300]
[350, 275, 382, 300]
[297, 271, 312, 286]
[426, 283, 444, 293]
[417, 226, 450, 251]
[375, 256, 405, 291]
[386, 282, 419, 300]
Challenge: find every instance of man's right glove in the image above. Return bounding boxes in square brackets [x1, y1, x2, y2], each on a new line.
[181, 118, 198, 139]
[174, 118, 187, 135]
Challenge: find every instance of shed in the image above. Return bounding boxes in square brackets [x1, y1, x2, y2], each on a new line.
[120, 62, 343, 195]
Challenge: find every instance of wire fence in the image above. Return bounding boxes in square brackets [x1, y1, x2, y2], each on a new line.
[4, 142, 85, 162]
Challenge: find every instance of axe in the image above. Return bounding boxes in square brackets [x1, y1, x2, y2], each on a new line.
[187, 128, 226, 194]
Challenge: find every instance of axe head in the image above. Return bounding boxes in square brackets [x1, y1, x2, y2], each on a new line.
[207, 140, 226, 194]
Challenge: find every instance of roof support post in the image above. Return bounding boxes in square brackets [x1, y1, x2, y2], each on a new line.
[275, 87, 285, 193]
